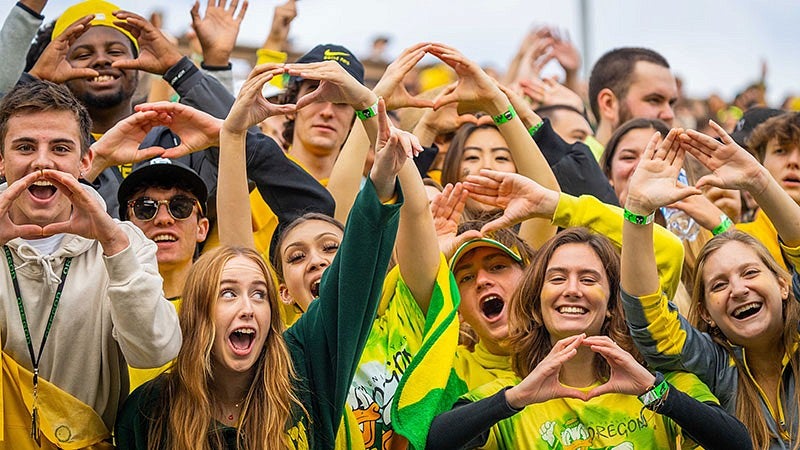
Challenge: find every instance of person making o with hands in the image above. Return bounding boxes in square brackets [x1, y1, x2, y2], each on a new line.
[621, 122, 800, 450]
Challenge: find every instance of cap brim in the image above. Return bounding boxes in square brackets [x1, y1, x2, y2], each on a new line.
[449, 238, 523, 271]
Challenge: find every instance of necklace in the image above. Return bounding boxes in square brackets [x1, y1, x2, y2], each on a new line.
[3, 245, 72, 445]
[221, 398, 245, 423]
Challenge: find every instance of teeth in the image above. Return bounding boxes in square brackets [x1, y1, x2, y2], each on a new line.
[558, 306, 588, 314]
[733, 303, 761, 318]
[92, 75, 114, 82]
[481, 295, 502, 304]
[153, 235, 176, 242]
[32, 180, 54, 187]
[234, 328, 255, 334]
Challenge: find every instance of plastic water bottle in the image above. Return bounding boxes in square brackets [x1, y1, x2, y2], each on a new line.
[660, 169, 700, 242]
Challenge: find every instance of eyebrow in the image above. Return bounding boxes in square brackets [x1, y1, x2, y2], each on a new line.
[10, 137, 77, 146]
[463, 146, 512, 152]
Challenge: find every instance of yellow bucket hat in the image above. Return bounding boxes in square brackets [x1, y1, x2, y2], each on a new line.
[53, 0, 139, 51]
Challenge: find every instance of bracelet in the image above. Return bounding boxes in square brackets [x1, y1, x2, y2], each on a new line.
[712, 214, 734, 236]
[638, 372, 669, 410]
[528, 121, 544, 137]
[623, 208, 655, 226]
[492, 105, 516, 125]
[356, 100, 379, 120]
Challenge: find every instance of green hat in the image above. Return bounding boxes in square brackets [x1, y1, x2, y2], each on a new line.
[449, 237, 523, 271]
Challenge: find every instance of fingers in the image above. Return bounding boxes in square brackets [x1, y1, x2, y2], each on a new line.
[661, 128, 682, 165]
[641, 131, 661, 161]
[0, 172, 43, 212]
[377, 98, 391, 145]
[59, 14, 95, 45]
[432, 90, 458, 110]
[708, 119, 735, 145]
[190, 1, 201, 22]
[452, 229, 482, 250]
[236, 0, 249, 21]
[134, 146, 167, 161]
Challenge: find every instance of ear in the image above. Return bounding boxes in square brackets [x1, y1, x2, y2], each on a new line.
[778, 276, 790, 301]
[698, 305, 715, 328]
[196, 216, 210, 243]
[278, 283, 294, 306]
[597, 88, 619, 128]
[80, 147, 94, 178]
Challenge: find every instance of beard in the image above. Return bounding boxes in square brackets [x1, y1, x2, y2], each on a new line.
[616, 101, 633, 128]
[78, 89, 128, 109]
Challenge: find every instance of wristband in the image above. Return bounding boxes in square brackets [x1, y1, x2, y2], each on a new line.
[528, 121, 544, 137]
[492, 105, 516, 125]
[712, 214, 734, 236]
[638, 372, 669, 410]
[356, 100, 379, 120]
[623, 208, 655, 226]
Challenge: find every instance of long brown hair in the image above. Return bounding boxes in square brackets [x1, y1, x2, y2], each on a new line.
[508, 228, 641, 379]
[689, 231, 800, 450]
[147, 246, 306, 450]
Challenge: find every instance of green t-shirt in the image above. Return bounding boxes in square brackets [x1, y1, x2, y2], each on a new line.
[464, 371, 717, 450]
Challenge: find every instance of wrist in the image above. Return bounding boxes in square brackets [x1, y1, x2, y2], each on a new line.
[712, 214, 734, 235]
[353, 92, 379, 111]
[624, 197, 655, 217]
[201, 50, 231, 68]
[99, 226, 130, 257]
[220, 125, 248, 139]
[484, 92, 511, 117]
[504, 385, 527, 410]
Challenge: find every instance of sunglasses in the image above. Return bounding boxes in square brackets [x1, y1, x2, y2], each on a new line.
[127, 196, 200, 221]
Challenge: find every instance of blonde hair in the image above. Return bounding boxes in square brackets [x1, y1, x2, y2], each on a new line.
[689, 231, 800, 450]
[146, 246, 306, 450]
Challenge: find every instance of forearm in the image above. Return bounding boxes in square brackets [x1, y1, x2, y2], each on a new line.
[658, 388, 752, 450]
[218, 128, 256, 249]
[396, 160, 439, 313]
[0, 3, 43, 96]
[327, 120, 372, 224]
[750, 170, 800, 247]
[427, 390, 518, 450]
[621, 219, 660, 298]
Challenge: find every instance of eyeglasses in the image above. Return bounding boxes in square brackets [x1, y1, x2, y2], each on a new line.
[127, 196, 200, 221]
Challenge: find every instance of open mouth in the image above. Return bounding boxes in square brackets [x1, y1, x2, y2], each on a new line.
[480, 295, 505, 320]
[732, 302, 762, 320]
[28, 180, 57, 200]
[557, 305, 589, 315]
[229, 327, 256, 355]
[152, 234, 177, 243]
[90, 74, 118, 83]
[310, 279, 321, 298]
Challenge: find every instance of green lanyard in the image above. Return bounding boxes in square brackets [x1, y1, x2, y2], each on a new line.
[3, 245, 72, 445]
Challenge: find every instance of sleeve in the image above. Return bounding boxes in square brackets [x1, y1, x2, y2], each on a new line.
[161, 57, 336, 224]
[426, 389, 519, 450]
[201, 65, 235, 94]
[107, 223, 182, 368]
[285, 178, 403, 444]
[532, 119, 619, 205]
[780, 239, 800, 273]
[0, 3, 42, 98]
[552, 193, 684, 300]
[657, 384, 752, 450]
[115, 379, 161, 450]
[620, 290, 738, 404]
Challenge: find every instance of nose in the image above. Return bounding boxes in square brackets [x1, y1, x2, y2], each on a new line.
[307, 250, 330, 272]
[563, 276, 583, 298]
[31, 146, 54, 170]
[89, 50, 113, 69]
[475, 268, 495, 291]
[152, 202, 174, 226]
[729, 276, 750, 299]
[786, 148, 800, 168]
[659, 104, 675, 124]
[318, 102, 337, 119]
[239, 297, 255, 319]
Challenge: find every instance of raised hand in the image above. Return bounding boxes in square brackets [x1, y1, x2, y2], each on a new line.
[29, 15, 100, 83]
[112, 11, 183, 74]
[86, 110, 170, 180]
[39, 170, 129, 255]
[680, 120, 770, 194]
[625, 128, 701, 214]
[0, 172, 50, 245]
[190, 0, 248, 67]
[223, 64, 297, 134]
[284, 61, 375, 110]
[370, 99, 423, 201]
[505, 334, 588, 408]
[428, 43, 506, 115]
[430, 183, 482, 259]
[462, 170, 560, 234]
[134, 102, 226, 158]
[373, 42, 434, 110]
[518, 77, 584, 113]
[550, 29, 581, 75]
[264, 0, 297, 51]
[583, 336, 655, 399]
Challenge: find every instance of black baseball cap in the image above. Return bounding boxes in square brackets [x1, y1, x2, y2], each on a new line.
[730, 107, 785, 148]
[289, 44, 365, 86]
[117, 158, 208, 220]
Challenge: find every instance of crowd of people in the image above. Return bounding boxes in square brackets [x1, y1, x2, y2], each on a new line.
[1, 0, 799, 449]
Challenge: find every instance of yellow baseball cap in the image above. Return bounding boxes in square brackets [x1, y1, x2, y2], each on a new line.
[53, 0, 138, 51]
[449, 237, 523, 271]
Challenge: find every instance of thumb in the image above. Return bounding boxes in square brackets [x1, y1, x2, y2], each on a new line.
[480, 216, 513, 235]
[453, 229, 482, 247]
[433, 91, 458, 110]
[135, 146, 167, 161]
[584, 383, 614, 401]
[405, 96, 435, 109]
[111, 59, 141, 71]
[70, 68, 100, 80]
[695, 174, 723, 190]
[377, 98, 390, 145]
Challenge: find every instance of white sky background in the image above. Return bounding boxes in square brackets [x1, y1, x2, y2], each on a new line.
[5, 0, 799, 104]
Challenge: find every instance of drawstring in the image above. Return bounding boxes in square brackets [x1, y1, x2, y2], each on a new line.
[12, 242, 64, 287]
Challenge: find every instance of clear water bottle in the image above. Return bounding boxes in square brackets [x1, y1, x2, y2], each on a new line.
[660, 169, 700, 242]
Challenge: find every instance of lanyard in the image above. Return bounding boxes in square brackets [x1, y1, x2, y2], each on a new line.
[3, 245, 72, 445]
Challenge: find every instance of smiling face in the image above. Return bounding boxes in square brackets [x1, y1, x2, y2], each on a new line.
[64, 26, 138, 111]
[291, 80, 355, 159]
[539, 243, 611, 343]
[127, 187, 209, 271]
[212, 256, 272, 377]
[453, 246, 525, 355]
[608, 127, 654, 206]
[762, 140, 800, 204]
[278, 219, 343, 311]
[0, 110, 92, 227]
[699, 240, 788, 349]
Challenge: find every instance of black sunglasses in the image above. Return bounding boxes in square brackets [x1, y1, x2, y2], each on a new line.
[127, 196, 200, 221]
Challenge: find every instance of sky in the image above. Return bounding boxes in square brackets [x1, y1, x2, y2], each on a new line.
[5, 0, 799, 104]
